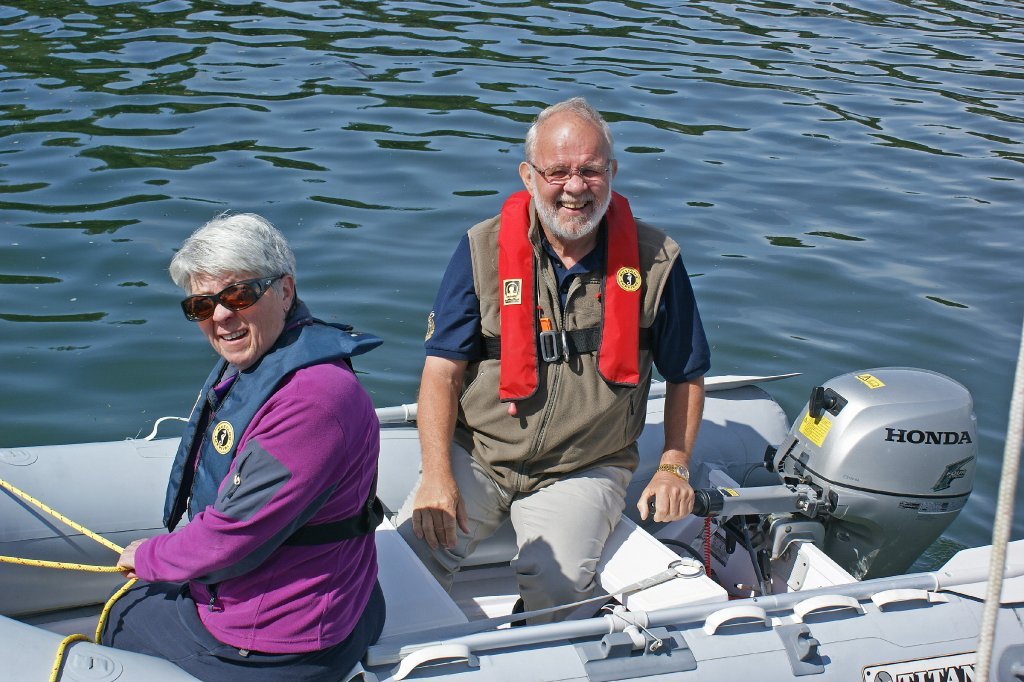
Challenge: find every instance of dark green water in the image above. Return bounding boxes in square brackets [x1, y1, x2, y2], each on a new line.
[2, 1, 1022, 559]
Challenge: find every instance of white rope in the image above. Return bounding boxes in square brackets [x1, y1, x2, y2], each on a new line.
[138, 415, 189, 441]
[136, 388, 202, 440]
[975, 317, 1024, 682]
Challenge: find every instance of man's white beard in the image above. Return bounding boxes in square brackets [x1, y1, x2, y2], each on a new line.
[534, 183, 613, 243]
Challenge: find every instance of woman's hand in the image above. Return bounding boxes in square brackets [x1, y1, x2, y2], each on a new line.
[117, 539, 146, 579]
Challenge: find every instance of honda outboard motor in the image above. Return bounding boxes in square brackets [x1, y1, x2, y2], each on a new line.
[771, 367, 976, 579]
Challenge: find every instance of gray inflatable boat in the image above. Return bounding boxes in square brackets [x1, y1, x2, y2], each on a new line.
[2, 369, 1022, 681]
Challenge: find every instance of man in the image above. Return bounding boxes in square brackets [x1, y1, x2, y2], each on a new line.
[397, 97, 710, 623]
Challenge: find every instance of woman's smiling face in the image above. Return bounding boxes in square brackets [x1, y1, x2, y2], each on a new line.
[190, 272, 294, 371]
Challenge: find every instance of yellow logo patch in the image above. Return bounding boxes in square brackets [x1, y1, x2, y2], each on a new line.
[212, 421, 234, 455]
[616, 267, 641, 292]
[503, 279, 522, 305]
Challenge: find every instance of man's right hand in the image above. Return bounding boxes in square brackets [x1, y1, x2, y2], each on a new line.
[412, 473, 469, 550]
[414, 356, 470, 550]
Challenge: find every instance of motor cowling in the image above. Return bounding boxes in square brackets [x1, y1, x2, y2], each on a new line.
[773, 367, 976, 579]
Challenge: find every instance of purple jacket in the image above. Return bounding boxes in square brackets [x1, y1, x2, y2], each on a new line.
[136, 360, 380, 653]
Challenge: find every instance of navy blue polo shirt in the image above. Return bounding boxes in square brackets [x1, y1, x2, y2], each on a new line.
[425, 229, 710, 384]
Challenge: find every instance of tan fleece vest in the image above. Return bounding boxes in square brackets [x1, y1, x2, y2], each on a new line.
[455, 200, 680, 493]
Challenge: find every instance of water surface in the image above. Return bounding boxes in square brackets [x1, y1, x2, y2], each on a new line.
[2, 0, 1022, 560]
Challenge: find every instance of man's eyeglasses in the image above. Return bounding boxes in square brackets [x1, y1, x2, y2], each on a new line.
[528, 162, 611, 185]
[180, 275, 284, 321]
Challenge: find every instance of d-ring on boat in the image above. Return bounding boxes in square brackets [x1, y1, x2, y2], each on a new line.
[2, 367, 1023, 681]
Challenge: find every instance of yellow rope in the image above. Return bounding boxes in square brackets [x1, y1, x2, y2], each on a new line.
[1, 476, 136, 681]
[49, 634, 90, 682]
[94, 577, 138, 642]
[44, 579, 140, 682]
[0, 478, 123, 554]
[0, 555, 125, 572]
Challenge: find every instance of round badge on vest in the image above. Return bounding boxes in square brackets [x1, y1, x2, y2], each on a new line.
[212, 420, 234, 455]
[616, 267, 641, 292]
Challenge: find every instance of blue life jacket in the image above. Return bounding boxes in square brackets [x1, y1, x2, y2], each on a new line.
[163, 301, 382, 531]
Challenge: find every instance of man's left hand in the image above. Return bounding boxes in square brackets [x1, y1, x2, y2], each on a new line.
[638, 469, 694, 523]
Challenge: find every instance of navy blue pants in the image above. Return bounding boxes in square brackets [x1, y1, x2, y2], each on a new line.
[100, 580, 385, 682]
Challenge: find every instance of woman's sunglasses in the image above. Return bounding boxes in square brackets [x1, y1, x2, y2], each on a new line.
[180, 275, 284, 321]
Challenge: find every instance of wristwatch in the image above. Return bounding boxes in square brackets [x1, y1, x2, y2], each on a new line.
[657, 463, 690, 481]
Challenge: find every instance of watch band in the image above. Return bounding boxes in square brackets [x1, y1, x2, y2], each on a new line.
[656, 463, 689, 481]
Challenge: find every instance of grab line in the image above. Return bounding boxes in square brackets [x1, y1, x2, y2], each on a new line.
[0, 476, 136, 681]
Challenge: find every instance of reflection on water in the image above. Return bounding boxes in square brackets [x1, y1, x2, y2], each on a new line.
[2, 0, 1022, 559]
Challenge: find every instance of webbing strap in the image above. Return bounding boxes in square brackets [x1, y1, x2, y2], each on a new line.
[482, 326, 650, 361]
[284, 496, 385, 546]
[284, 471, 384, 547]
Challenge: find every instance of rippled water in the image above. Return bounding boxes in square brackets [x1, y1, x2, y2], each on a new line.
[2, 0, 1022, 558]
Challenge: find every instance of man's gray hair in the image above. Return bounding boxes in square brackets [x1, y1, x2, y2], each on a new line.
[523, 97, 615, 163]
[169, 213, 296, 293]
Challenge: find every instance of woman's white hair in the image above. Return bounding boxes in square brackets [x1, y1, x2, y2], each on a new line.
[523, 97, 615, 163]
[169, 213, 296, 293]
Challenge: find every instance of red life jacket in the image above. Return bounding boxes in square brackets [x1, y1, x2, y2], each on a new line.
[497, 190, 641, 401]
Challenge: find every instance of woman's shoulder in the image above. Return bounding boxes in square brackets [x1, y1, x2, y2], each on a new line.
[278, 361, 373, 413]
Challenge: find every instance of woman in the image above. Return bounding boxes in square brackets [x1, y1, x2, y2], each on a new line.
[101, 213, 385, 681]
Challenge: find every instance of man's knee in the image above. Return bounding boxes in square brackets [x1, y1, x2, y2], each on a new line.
[515, 537, 596, 601]
[395, 514, 460, 591]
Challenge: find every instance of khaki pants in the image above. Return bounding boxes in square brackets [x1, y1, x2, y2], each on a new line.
[396, 444, 630, 624]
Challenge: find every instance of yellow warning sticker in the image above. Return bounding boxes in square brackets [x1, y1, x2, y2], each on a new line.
[799, 414, 833, 447]
[722, 488, 739, 497]
[855, 373, 885, 389]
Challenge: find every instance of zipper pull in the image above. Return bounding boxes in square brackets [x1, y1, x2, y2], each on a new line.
[208, 584, 221, 612]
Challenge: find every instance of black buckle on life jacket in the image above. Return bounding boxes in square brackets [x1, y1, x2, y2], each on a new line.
[539, 329, 570, 363]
